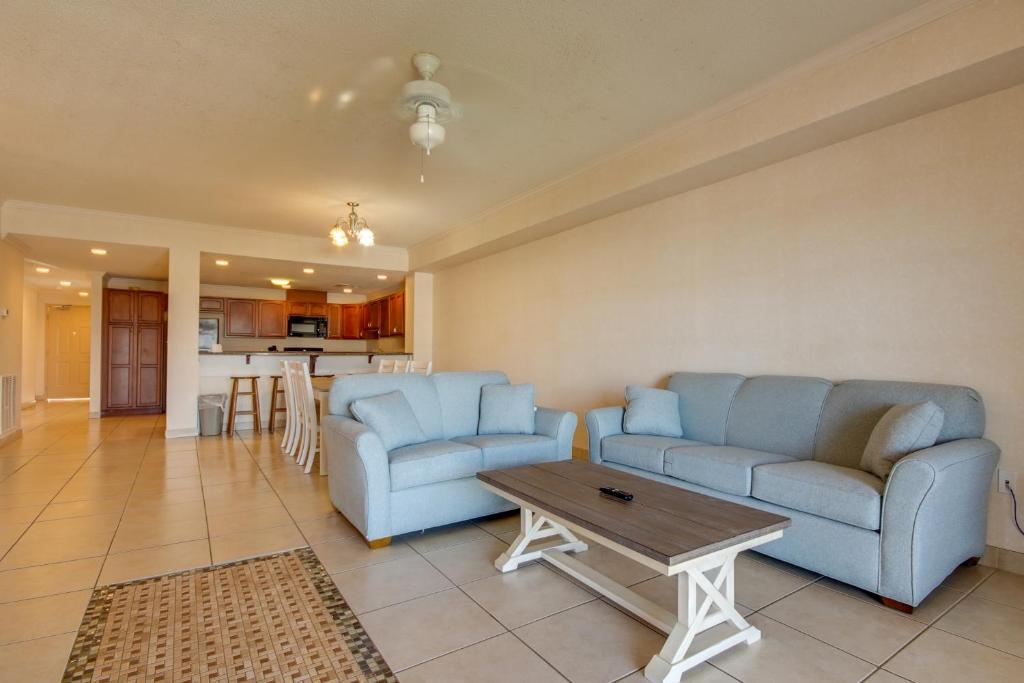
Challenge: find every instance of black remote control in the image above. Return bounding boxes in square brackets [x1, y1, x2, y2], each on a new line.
[599, 486, 634, 502]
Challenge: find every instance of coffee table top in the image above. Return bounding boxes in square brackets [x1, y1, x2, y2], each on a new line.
[478, 460, 790, 566]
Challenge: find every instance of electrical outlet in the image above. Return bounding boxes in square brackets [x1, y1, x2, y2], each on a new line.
[997, 469, 1017, 494]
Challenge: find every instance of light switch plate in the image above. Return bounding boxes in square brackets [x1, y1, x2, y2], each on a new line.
[0, 307, 9, 318]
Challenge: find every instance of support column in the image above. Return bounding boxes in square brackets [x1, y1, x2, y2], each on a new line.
[165, 247, 200, 438]
[407, 272, 433, 363]
[88, 271, 106, 418]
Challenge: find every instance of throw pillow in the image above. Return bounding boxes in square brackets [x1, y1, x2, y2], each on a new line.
[479, 384, 536, 435]
[350, 391, 426, 452]
[860, 401, 945, 479]
[623, 385, 683, 437]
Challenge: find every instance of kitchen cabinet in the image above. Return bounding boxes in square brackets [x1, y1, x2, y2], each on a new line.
[199, 297, 224, 312]
[287, 302, 310, 316]
[225, 299, 258, 337]
[379, 297, 392, 337]
[388, 291, 405, 336]
[308, 302, 328, 316]
[362, 299, 382, 335]
[102, 288, 166, 416]
[326, 304, 342, 339]
[341, 304, 361, 339]
[257, 300, 287, 338]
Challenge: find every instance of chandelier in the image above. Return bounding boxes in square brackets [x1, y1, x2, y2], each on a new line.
[329, 202, 375, 247]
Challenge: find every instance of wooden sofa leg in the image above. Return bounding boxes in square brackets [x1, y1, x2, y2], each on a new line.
[961, 556, 981, 567]
[367, 537, 392, 549]
[881, 597, 914, 614]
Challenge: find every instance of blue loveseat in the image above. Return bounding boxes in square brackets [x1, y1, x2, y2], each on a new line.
[322, 371, 576, 545]
[586, 372, 1000, 610]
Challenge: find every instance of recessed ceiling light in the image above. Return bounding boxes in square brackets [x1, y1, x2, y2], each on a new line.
[303, 268, 315, 274]
[59, 280, 72, 287]
[90, 248, 107, 255]
[215, 259, 229, 266]
[270, 278, 290, 286]
[376, 274, 388, 280]
[35, 266, 50, 273]
[78, 291, 89, 297]
[342, 287, 353, 294]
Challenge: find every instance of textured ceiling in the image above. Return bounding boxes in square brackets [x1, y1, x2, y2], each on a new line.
[0, 0, 926, 247]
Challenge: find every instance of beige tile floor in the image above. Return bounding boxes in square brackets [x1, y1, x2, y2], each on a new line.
[2, 401, 1024, 682]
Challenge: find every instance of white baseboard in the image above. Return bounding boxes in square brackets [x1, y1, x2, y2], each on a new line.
[0, 428, 23, 448]
[165, 426, 199, 439]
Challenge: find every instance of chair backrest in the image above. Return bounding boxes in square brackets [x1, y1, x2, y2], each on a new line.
[406, 360, 433, 375]
[431, 371, 509, 438]
[297, 361, 317, 424]
[378, 359, 405, 373]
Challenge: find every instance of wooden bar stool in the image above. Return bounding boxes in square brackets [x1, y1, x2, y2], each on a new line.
[267, 374, 287, 433]
[227, 375, 262, 435]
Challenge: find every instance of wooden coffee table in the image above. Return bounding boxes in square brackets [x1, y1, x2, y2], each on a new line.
[477, 460, 790, 683]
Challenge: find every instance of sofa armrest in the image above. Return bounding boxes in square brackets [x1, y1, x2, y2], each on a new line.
[535, 407, 578, 460]
[584, 407, 624, 464]
[879, 438, 1000, 605]
[321, 415, 392, 541]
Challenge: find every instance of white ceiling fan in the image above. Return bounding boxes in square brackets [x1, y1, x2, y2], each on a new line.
[399, 52, 461, 182]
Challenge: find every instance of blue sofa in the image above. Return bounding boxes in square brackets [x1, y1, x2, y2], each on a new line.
[322, 371, 576, 545]
[586, 372, 1000, 610]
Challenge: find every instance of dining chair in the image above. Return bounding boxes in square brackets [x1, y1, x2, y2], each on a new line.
[378, 359, 405, 373]
[405, 360, 433, 375]
[281, 361, 301, 458]
[294, 362, 321, 474]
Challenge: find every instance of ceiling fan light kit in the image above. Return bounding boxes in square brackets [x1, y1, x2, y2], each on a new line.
[402, 52, 456, 182]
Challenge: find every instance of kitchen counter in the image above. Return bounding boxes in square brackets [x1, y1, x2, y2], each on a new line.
[199, 350, 413, 429]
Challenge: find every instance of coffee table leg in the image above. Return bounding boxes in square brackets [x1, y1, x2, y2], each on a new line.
[494, 507, 588, 572]
[644, 552, 759, 683]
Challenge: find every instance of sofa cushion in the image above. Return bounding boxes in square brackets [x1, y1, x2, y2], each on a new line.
[432, 371, 510, 439]
[454, 434, 558, 470]
[725, 376, 832, 459]
[329, 374, 444, 441]
[602, 434, 705, 474]
[350, 391, 426, 451]
[814, 379, 984, 469]
[860, 401, 945, 479]
[479, 384, 536, 435]
[388, 440, 483, 491]
[623, 385, 683, 438]
[664, 446, 795, 496]
[666, 372, 746, 445]
[751, 460, 884, 530]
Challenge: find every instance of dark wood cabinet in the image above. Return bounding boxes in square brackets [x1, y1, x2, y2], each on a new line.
[199, 297, 224, 312]
[107, 289, 134, 323]
[326, 304, 342, 339]
[102, 289, 166, 416]
[362, 299, 382, 335]
[379, 297, 392, 337]
[286, 302, 309, 316]
[308, 302, 328, 316]
[257, 300, 287, 338]
[225, 299, 257, 337]
[341, 305, 361, 339]
[388, 291, 405, 336]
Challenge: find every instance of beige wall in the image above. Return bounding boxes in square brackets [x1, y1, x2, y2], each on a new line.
[434, 85, 1024, 552]
[0, 238, 25, 433]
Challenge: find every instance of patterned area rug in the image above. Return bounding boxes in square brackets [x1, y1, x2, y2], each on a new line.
[63, 548, 396, 683]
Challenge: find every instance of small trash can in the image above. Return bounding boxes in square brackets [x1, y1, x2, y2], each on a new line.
[198, 394, 226, 436]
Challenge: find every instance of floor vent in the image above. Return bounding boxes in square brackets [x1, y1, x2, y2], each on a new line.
[0, 374, 16, 436]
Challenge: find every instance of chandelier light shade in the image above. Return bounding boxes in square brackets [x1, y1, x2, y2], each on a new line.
[329, 202, 375, 248]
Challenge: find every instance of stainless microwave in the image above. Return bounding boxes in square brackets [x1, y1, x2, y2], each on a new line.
[287, 315, 327, 338]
